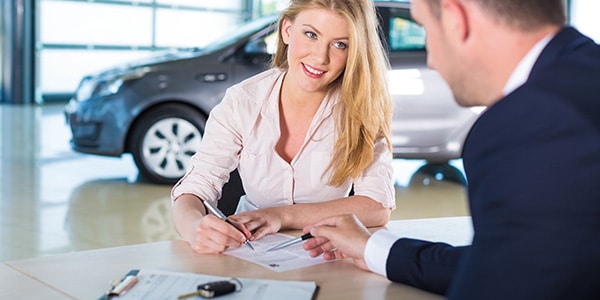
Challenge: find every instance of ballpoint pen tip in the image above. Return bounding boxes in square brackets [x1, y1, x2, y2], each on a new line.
[246, 241, 255, 251]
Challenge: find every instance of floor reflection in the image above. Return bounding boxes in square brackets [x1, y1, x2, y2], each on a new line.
[392, 161, 469, 220]
[65, 178, 178, 248]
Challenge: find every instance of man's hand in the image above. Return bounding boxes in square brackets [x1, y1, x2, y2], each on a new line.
[302, 214, 372, 271]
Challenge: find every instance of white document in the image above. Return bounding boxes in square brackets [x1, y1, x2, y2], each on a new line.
[225, 233, 331, 272]
[116, 269, 317, 300]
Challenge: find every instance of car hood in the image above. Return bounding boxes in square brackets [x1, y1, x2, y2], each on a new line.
[93, 48, 207, 79]
[87, 14, 278, 80]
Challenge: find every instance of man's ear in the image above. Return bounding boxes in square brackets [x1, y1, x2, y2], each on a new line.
[281, 18, 292, 45]
[440, 0, 470, 42]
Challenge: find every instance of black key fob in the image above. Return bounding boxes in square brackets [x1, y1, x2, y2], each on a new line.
[197, 280, 237, 298]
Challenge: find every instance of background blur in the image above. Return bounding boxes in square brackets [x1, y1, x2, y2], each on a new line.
[1, 0, 598, 262]
[1, 0, 598, 105]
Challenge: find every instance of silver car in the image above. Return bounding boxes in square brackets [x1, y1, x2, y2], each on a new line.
[65, 0, 482, 184]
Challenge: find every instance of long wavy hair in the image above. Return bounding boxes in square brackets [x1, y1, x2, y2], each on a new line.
[272, 0, 393, 186]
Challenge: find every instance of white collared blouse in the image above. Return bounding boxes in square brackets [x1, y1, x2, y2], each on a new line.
[171, 68, 395, 212]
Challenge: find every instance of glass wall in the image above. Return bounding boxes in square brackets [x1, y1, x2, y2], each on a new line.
[38, 0, 286, 99]
[22, 0, 600, 103]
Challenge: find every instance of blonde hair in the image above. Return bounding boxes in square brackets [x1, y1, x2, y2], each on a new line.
[272, 0, 393, 186]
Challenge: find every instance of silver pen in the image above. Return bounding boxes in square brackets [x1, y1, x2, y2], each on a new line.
[266, 233, 313, 252]
[203, 200, 255, 251]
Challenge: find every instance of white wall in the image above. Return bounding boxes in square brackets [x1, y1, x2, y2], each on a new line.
[570, 0, 600, 42]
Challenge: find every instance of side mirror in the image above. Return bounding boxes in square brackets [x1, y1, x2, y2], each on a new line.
[244, 39, 268, 55]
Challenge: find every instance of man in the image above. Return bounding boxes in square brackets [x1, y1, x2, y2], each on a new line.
[303, 0, 600, 299]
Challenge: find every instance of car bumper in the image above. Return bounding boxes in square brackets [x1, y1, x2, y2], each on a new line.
[64, 96, 129, 156]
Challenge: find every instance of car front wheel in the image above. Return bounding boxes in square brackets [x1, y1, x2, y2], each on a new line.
[130, 103, 206, 184]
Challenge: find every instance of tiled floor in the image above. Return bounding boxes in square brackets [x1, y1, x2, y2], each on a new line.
[0, 103, 469, 262]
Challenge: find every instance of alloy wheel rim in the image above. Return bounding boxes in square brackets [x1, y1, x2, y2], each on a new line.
[141, 117, 201, 178]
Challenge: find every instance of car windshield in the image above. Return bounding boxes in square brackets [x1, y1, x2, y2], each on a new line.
[197, 15, 278, 52]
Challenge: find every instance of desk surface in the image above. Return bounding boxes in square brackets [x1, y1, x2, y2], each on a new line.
[0, 263, 68, 299]
[4, 216, 472, 300]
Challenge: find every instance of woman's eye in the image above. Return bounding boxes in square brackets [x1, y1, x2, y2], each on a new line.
[304, 31, 317, 39]
[333, 41, 348, 50]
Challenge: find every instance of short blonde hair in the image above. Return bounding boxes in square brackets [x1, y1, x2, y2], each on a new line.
[425, 0, 566, 30]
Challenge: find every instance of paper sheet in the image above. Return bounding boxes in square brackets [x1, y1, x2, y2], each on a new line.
[225, 233, 331, 272]
[115, 269, 316, 300]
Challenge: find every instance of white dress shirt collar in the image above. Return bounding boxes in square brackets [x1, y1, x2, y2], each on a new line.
[503, 34, 554, 96]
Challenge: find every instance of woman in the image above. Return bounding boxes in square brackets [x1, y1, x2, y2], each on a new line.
[171, 0, 395, 254]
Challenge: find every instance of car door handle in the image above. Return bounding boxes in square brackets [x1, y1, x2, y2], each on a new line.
[196, 73, 227, 82]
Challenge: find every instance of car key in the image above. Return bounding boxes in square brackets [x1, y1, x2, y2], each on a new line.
[178, 278, 241, 299]
[197, 280, 237, 298]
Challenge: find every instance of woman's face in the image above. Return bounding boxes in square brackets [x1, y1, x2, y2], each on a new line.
[281, 8, 349, 95]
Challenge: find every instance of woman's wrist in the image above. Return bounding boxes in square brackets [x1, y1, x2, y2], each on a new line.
[276, 204, 301, 229]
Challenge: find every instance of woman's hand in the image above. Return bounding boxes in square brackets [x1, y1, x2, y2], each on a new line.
[302, 214, 372, 271]
[228, 207, 284, 241]
[172, 195, 252, 254]
[187, 214, 249, 254]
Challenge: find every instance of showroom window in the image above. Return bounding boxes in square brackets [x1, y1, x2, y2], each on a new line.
[38, 0, 286, 100]
[11, 0, 596, 104]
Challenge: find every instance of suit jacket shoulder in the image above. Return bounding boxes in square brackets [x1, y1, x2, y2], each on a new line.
[453, 27, 600, 299]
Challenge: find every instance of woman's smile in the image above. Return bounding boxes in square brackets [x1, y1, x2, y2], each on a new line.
[302, 63, 326, 77]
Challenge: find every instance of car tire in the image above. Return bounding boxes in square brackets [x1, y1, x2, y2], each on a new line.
[130, 103, 206, 185]
[414, 162, 467, 186]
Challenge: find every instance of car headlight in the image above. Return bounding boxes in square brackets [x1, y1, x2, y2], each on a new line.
[75, 68, 148, 101]
[94, 77, 125, 98]
[75, 77, 96, 101]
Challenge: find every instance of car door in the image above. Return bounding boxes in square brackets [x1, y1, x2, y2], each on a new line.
[228, 26, 278, 84]
[379, 6, 479, 160]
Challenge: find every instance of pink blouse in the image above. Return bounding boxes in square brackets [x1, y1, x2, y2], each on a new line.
[171, 68, 395, 212]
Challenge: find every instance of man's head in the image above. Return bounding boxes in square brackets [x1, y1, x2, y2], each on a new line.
[423, 0, 566, 30]
[412, 0, 566, 107]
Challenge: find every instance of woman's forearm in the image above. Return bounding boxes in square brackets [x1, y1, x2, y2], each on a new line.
[171, 194, 207, 241]
[276, 196, 391, 229]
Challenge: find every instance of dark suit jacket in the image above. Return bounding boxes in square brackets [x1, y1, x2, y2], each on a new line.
[386, 27, 600, 299]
